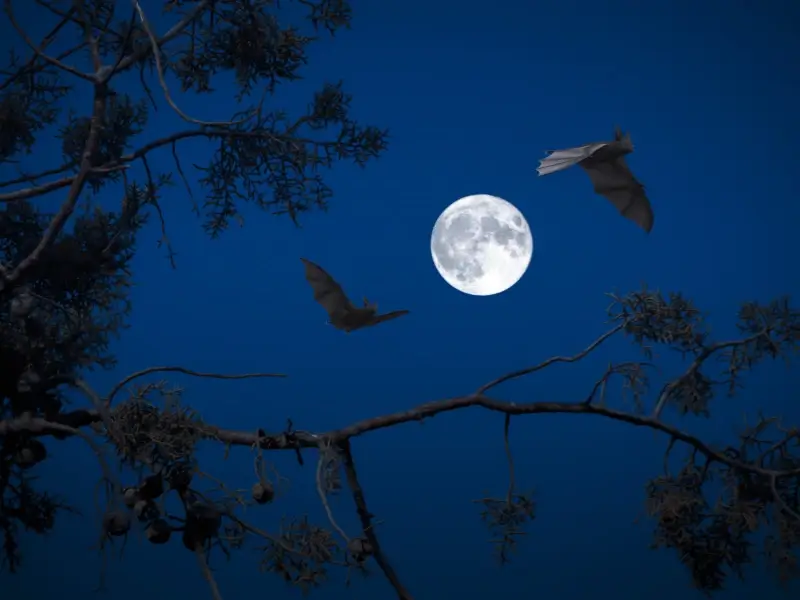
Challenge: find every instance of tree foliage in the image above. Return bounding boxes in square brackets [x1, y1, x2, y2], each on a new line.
[0, 1, 798, 599]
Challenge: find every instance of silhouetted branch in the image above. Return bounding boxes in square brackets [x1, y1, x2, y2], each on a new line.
[1, 286, 798, 594]
[104, 366, 287, 408]
[340, 440, 413, 600]
[652, 329, 774, 418]
[1, 84, 110, 287]
[131, 0, 251, 128]
[476, 322, 626, 395]
[3, 326, 797, 483]
[4, 1, 95, 82]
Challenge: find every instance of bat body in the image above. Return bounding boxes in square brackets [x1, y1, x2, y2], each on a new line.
[537, 127, 654, 233]
[300, 258, 409, 333]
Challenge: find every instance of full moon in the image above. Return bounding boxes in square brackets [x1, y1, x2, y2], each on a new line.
[430, 194, 533, 296]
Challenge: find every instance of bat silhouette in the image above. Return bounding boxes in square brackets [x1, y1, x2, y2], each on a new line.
[300, 258, 409, 333]
[537, 127, 654, 233]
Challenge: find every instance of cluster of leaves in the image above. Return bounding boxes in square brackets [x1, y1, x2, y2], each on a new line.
[474, 492, 536, 564]
[646, 464, 753, 592]
[259, 515, 342, 591]
[645, 455, 800, 594]
[608, 288, 799, 417]
[609, 287, 709, 354]
[0, 51, 70, 162]
[0, 200, 138, 407]
[59, 94, 150, 193]
[107, 383, 207, 473]
[604, 287, 800, 592]
[49, 0, 390, 237]
[196, 81, 388, 235]
[95, 399, 348, 596]
[0, 459, 76, 573]
[0, 196, 138, 570]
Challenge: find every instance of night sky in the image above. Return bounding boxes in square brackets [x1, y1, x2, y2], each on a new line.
[3, 1, 799, 599]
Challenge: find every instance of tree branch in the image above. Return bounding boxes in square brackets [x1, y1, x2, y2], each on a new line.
[476, 322, 626, 395]
[0, 165, 127, 203]
[652, 329, 773, 418]
[97, 0, 211, 82]
[2, 82, 110, 287]
[9, 382, 800, 481]
[0, 124, 338, 205]
[131, 0, 253, 128]
[104, 365, 287, 408]
[0, 6, 84, 93]
[341, 440, 413, 600]
[4, 0, 96, 82]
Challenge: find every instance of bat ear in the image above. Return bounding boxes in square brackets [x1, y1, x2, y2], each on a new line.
[614, 125, 623, 140]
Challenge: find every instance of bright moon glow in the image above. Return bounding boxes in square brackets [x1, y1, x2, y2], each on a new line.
[430, 194, 534, 296]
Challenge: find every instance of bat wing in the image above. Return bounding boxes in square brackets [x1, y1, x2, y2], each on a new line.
[361, 309, 410, 329]
[537, 142, 610, 176]
[300, 258, 355, 320]
[580, 158, 654, 233]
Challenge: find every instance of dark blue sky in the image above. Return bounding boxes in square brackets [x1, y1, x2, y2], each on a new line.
[4, 1, 800, 599]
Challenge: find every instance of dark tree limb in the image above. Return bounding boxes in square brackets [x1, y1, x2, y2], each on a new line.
[340, 439, 413, 600]
[103, 366, 287, 408]
[4, 317, 797, 484]
[8, 393, 798, 482]
[4, 0, 95, 82]
[1, 288, 798, 595]
[1, 84, 109, 286]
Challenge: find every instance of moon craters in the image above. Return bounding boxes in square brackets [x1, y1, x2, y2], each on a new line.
[430, 195, 533, 296]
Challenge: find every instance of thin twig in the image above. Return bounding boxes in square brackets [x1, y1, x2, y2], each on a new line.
[107, 0, 211, 77]
[195, 545, 224, 600]
[316, 441, 349, 543]
[652, 328, 771, 418]
[502, 415, 515, 503]
[73, 0, 101, 72]
[6, 413, 119, 503]
[0, 7, 85, 93]
[770, 473, 800, 522]
[104, 366, 287, 408]
[341, 440, 413, 600]
[4, 0, 96, 82]
[131, 0, 251, 127]
[475, 322, 626, 395]
[0, 165, 128, 203]
[3, 83, 110, 286]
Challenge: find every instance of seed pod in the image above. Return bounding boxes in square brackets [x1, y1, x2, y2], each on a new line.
[182, 502, 221, 551]
[122, 487, 139, 509]
[134, 499, 160, 522]
[10, 289, 34, 319]
[251, 482, 275, 505]
[138, 473, 164, 501]
[145, 518, 172, 545]
[103, 511, 131, 537]
[347, 537, 373, 562]
[167, 467, 192, 492]
[14, 439, 47, 469]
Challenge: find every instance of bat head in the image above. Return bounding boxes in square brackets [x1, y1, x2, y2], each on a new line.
[613, 126, 634, 152]
[362, 297, 377, 313]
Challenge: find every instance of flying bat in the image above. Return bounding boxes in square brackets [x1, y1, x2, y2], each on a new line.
[300, 258, 409, 333]
[537, 127, 654, 233]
